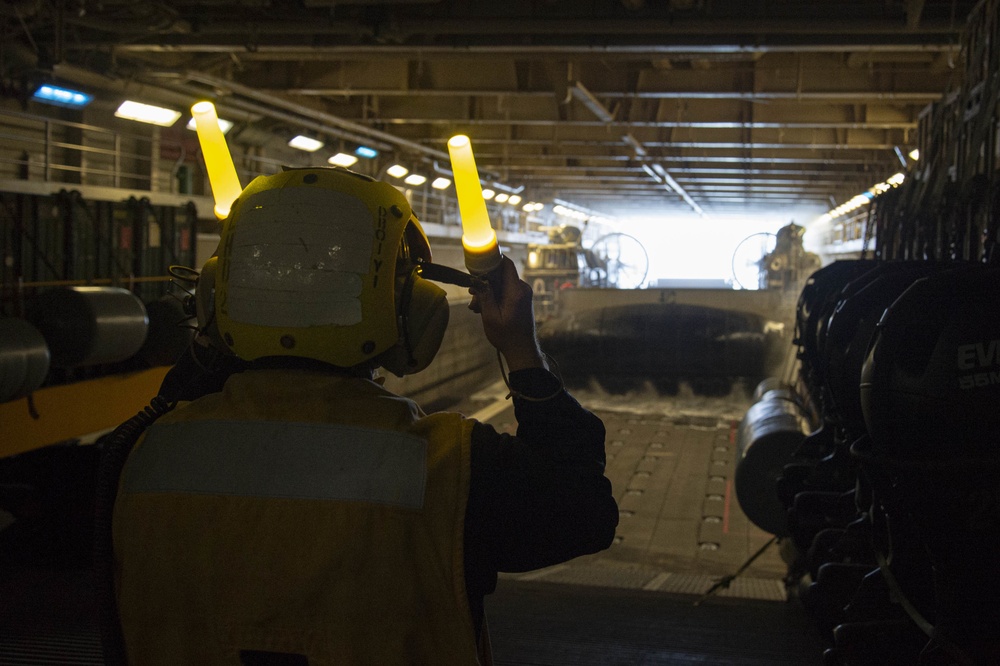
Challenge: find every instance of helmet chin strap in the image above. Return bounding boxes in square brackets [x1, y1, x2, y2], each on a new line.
[397, 267, 421, 368]
[415, 261, 473, 288]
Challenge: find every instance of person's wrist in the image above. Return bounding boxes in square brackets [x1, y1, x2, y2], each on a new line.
[500, 343, 545, 371]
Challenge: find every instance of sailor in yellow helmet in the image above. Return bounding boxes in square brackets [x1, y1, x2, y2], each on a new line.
[105, 167, 617, 665]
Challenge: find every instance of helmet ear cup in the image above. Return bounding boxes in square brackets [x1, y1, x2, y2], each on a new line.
[194, 256, 229, 352]
[380, 274, 449, 377]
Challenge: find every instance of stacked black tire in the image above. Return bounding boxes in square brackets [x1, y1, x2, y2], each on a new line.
[774, 261, 1000, 666]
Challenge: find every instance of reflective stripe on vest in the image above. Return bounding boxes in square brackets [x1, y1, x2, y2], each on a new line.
[122, 420, 428, 509]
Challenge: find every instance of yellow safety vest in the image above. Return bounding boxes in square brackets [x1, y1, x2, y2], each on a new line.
[113, 369, 485, 665]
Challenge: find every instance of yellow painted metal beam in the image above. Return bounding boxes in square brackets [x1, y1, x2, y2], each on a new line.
[0, 367, 170, 458]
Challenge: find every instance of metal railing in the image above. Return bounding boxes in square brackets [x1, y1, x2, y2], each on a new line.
[0, 107, 543, 236]
[0, 108, 171, 191]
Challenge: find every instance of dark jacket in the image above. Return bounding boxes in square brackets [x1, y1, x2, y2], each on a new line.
[465, 367, 619, 635]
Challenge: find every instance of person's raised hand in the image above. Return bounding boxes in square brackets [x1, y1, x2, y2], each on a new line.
[468, 256, 544, 371]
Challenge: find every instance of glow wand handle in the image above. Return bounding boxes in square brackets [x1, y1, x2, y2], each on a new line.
[447, 134, 502, 276]
[191, 101, 243, 220]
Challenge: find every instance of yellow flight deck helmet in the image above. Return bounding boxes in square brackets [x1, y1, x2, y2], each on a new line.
[199, 166, 452, 376]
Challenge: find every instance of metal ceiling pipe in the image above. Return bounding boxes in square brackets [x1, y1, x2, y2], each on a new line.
[429, 160, 520, 193]
[51, 63, 211, 117]
[375, 117, 919, 130]
[651, 163, 705, 216]
[106, 17, 967, 38]
[622, 134, 648, 156]
[110, 43, 963, 56]
[258, 89, 942, 102]
[209, 93, 394, 152]
[641, 163, 662, 183]
[122, 72, 396, 152]
[181, 71, 450, 161]
[570, 82, 616, 122]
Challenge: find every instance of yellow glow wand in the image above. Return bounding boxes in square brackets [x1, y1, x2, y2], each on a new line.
[191, 101, 243, 220]
[447, 134, 502, 275]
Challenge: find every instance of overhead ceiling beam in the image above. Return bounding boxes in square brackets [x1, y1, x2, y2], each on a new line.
[527, 169, 879, 180]
[265, 88, 944, 103]
[103, 20, 967, 50]
[649, 163, 705, 216]
[373, 118, 919, 130]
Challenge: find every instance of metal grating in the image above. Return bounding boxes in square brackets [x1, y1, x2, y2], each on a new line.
[502, 564, 788, 602]
[0, 628, 104, 665]
[489, 579, 826, 666]
[658, 572, 788, 602]
[513, 563, 661, 590]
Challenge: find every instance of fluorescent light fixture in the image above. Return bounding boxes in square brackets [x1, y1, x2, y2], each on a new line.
[403, 174, 427, 186]
[289, 135, 324, 152]
[552, 199, 618, 222]
[494, 192, 509, 203]
[431, 177, 451, 189]
[33, 84, 92, 108]
[825, 174, 907, 221]
[909, 149, 920, 161]
[554, 205, 587, 220]
[507, 194, 522, 205]
[893, 146, 908, 167]
[186, 116, 234, 134]
[386, 164, 409, 178]
[328, 152, 359, 167]
[115, 100, 182, 127]
[481, 188, 496, 200]
[354, 145, 379, 159]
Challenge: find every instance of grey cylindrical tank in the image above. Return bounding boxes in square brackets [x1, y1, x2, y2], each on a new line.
[0, 318, 51, 403]
[735, 392, 811, 536]
[752, 377, 788, 402]
[29, 287, 149, 367]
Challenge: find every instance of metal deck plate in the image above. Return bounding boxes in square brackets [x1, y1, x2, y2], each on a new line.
[483, 381, 790, 602]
